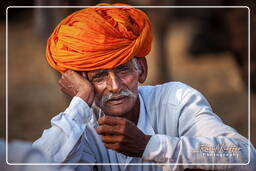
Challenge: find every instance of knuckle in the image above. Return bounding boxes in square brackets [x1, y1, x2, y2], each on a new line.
[119, 126, 126, 134]
[111, 126, 116, 133]
[119, 136, 125, 142]
[116, 143, 121, 150]
[119, 118, 126, 125]
[101, 117, 106, 123]
[96, 126, 102, 133]
[102, 117, 107, 123]
[104, 143, 109, 148]
[105, 143, 113, 150]
[68, 70, 75, 75]
[66, 70, 72, 75]
[123, 120, 128, 127]
[62, 75, 67, 80]
[101, 136, 107, 142]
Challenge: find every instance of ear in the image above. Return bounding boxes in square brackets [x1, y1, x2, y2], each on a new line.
[137, 57, 148, 83]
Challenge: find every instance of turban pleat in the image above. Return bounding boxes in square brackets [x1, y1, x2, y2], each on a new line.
[46, 3, 152, 73]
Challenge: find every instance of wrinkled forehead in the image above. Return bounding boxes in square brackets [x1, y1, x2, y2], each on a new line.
[85, 59, 135, 75]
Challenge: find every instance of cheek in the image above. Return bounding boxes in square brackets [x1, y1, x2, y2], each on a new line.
[120, 73, 139, 92]
[93, 72, 139, 99]
[92, 82, 106, 102]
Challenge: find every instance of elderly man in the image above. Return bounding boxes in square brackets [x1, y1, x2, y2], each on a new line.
[33, 3, 256, 171]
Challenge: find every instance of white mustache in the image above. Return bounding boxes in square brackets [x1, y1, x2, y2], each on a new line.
[100, 89, 135, 106]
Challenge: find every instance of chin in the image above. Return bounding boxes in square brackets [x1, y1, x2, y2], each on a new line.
[103, 104, 133, 116]
[101, 97, 136, 116]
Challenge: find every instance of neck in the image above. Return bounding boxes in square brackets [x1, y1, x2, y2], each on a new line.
[124, 97, 140, 125]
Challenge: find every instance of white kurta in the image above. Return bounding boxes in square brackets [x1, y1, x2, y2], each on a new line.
[33, 82, 256, 171]
[0, 139, 72, 171]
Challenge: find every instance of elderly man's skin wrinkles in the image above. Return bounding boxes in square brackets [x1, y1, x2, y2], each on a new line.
[58, 58, 151, 157]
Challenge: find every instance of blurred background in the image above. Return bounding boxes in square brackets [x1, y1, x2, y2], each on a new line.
[1, 0, 256, 146]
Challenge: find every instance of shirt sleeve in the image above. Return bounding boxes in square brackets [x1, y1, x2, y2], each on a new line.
[32, 96, 96, 169]
[0, 139, 74, 171]
[142, 87, 256, 171]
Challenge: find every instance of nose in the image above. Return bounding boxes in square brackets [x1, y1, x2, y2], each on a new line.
[107, 71, 122, 93]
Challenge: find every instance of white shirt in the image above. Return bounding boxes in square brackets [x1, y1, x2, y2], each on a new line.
[0, 139, 72, 171]
[33, 82, 256, 171]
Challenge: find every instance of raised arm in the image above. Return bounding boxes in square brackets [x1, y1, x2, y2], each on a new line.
[33, 70, 96, 167]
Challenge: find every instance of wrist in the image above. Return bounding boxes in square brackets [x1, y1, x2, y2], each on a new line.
[76, 91, 93, 106]
[64, 96, 93, 125]
[139, 135, 152, 157]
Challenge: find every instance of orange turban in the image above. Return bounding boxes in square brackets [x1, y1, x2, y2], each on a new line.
[46, 3, 152, 73]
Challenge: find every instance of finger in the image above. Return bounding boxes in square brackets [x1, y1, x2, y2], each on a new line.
[81, 72, 88, 80]
[96, 125, 121, 135]
[61, 72, 80, 90]
[59, 78, 75, 95]
[101, 135, 125, 143]
[59, 82, 71, 95]
[65, 69, 74, 75]
[63, 70, 77, 81]
[59, 78, 71, 90]
[58, 79, 66, 88]
[104, 143, 121, 151]
[59, 75, 69, 86]
[62, 71, 71, 82]
[98, 116, 125, 126]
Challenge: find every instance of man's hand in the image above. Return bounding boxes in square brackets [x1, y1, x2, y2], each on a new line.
[96, 116, 151, 157]
[58, 70, 94, 106]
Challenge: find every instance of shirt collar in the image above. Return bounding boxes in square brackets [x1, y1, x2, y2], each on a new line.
[118, 93, 155, 167]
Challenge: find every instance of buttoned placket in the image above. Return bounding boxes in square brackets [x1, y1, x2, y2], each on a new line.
[116, 93, 155, 170]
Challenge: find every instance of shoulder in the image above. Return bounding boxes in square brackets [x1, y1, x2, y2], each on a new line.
[138, 82, 210, 135]
[138, 81, 202, 107]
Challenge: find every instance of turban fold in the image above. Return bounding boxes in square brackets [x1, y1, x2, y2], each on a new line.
[46, 3, 152, 73]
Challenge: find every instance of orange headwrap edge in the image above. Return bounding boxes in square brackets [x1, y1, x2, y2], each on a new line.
[46, 3, 152, 74]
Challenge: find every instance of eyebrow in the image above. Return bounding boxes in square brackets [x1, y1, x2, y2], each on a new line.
[88, 70, 108, 79]
[88, 69, 105, 76]
[117, 63, 129, 68]
[87, 61, 132, 79]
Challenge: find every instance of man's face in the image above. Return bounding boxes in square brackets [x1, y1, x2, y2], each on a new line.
[86, 59, 141, 116]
